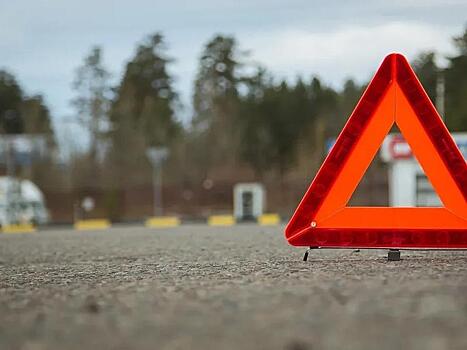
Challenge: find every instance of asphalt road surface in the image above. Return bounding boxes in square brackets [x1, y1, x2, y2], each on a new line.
[1, 225, 466, 350]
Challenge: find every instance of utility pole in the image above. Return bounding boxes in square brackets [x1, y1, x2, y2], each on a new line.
[436, 69, 445, 120]
[151, 165, 162, 216]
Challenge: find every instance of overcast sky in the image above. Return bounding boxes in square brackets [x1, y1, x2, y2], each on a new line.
[1, 0, 466, 147]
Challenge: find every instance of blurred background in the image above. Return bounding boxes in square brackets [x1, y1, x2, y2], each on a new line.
[0, 1, 466, 225]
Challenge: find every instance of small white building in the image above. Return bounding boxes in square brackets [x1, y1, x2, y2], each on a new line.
[380, 133, 467, 207]
[233, 183, 265, 221]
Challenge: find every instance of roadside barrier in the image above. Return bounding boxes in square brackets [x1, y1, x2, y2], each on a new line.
[74, 219, 111, 231]
[2, 223, 36, 234]
[145, 216, 180, 228]
[207, 215, 236, 226]
[258, 213, 281, 226]
[1, 214, 282, 233]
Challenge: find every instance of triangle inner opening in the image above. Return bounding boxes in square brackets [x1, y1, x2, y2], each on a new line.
[349, 130, 441, 207]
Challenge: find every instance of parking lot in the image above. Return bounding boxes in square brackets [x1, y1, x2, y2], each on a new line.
[1, 225, 467, 350]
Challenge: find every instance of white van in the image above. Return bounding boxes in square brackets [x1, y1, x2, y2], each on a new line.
[0, 177, 49, 226]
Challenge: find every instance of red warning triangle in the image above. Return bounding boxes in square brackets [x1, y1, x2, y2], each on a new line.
[285, 53, 467, 249]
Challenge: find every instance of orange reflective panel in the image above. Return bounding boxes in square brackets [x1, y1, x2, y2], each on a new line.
[285, 53, 467, 249]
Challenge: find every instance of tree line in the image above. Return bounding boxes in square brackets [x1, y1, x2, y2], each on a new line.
[0, 26, 466, 219]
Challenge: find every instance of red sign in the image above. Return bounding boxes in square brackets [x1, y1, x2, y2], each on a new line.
[388, 135, 412, 159]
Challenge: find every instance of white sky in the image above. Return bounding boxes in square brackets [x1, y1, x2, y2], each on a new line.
[0, 0, 466, 150]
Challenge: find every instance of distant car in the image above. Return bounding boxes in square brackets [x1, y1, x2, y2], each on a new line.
[0, 177, 49, 226]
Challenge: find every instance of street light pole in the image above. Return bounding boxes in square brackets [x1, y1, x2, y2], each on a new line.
[146, 147, 168, 217]
[152, 164, 162, 216]
[436, 70, 445, 121]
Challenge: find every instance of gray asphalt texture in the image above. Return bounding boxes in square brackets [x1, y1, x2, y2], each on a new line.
[0, 225, 466, 350]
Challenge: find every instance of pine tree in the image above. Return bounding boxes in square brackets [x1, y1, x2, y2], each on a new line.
[193, 35, 242, 129]
[0, 70, 24, 134]
[108, 32, 180, 191]
[111, 33, 179, 147]
[412, 52, 438, 104]
[445, 26, 467, 131]
[71, 46, 111, 162]
[191, 35, 246, 176]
